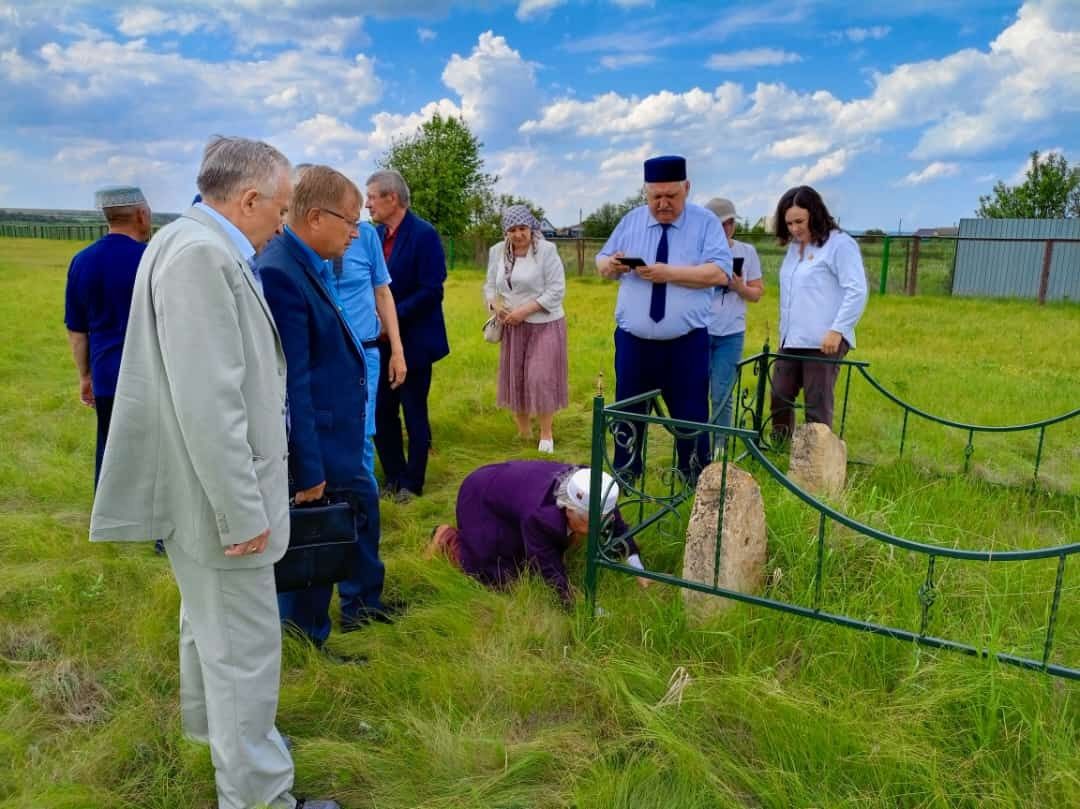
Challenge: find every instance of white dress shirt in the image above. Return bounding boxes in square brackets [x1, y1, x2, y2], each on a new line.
[778, 229, 868, 349]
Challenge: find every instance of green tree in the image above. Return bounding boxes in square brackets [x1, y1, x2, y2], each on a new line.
[379, 113, 496, 238]
[977, 150, 1080, 219]
[582, 191, 647, 238]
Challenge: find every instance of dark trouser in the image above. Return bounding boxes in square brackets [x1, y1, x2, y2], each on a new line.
[277, 475, 384, 646]
[373, 346, 433, 495]
[94, 395, 114, 490]
[613, 327, 710, 481]
[769, 341, 850, 439]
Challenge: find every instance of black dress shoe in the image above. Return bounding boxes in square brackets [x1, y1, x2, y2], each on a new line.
[341, 600, 406, 631]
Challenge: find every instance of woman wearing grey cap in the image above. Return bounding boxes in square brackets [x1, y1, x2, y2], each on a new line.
[484, 205, 569, 454]
[704, 197, 764, 442]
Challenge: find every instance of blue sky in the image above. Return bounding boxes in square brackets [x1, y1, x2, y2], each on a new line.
[0, 0, 1077, 230]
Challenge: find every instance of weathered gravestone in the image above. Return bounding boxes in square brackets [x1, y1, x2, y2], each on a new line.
[788, 422, 847, 497]
[682, 463, 767, 618]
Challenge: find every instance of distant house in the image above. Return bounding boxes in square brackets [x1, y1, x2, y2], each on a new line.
[914, 226, 959, 238]
[539, 217, 557, 238]
[555, 223, 585, 238]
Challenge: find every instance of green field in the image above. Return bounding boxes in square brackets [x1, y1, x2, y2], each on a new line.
[0, 237, 1078, 808]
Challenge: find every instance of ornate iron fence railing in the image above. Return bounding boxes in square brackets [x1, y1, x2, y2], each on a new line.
[583, 391, 1079, 681]
[728, 344, 1079, 486]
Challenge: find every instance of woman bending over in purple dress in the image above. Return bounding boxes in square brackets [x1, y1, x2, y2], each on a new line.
[427, 460, 647, 603]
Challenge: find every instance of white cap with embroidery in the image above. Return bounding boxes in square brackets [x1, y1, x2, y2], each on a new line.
[566, 468, 619, 516]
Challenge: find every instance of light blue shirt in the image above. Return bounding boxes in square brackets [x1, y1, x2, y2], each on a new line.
[330, 223, 391, 342]
[778, 229, 868, 349]
[597, 203, 733, 340]
[195, 202, 259, 289]
[709, 239, 763, 337]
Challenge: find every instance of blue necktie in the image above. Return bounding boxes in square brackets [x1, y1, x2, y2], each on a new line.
[649, 224, 670, 322]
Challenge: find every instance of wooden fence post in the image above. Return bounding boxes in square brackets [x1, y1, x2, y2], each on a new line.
[1037, 239, 1055, 305]
[906, 236, 921, 296]
[576, 237, 585, 276]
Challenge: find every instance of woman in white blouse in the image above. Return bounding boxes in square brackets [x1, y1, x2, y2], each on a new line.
[770, 186, 868, 441]
[484, 206, 569, 454]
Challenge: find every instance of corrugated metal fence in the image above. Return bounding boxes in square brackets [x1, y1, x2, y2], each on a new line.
[953, 218, 1080, 302]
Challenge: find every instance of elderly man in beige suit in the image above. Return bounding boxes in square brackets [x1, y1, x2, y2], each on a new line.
[90, 137, 340, 809]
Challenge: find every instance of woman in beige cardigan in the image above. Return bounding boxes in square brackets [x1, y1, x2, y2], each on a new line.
[484, 206, 569, 454]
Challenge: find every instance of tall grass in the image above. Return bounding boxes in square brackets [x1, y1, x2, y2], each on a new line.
[0, 237, 1077, 808]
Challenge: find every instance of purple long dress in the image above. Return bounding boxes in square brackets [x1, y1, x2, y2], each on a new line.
[454, 460, 634, 602]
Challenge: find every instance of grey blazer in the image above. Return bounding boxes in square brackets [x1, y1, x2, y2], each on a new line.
[90, 206, 290, 570]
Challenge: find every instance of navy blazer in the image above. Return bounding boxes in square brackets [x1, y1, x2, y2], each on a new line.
[258, 232, 368, 492]
[377, 210, 450, 368]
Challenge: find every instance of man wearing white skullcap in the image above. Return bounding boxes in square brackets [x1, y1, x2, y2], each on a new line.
[427, 460, 647, 603]
[64, 185, 152, 486]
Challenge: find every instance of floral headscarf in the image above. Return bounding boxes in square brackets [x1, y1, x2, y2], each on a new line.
[501, 204, 542, 289]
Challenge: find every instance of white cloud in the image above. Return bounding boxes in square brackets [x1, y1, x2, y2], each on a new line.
[757, 133, 832, 160]
[598, 141, 655, 177]
[521, 83, 744, 137]
[367, 98, 464, 153]
[418, 27, 437, 42]
[782, 149, 855, 187]
[221, 13, 367, 53]
[516, 0, 565, 20]
[706, 48, 802, 71]
[897, 161, 960, 186]
[910, 2, 1080, 158]
[114, 5, 365, 52]
[117, 8, 211, 37]
[442, 31, 538, 135]
[2, 35, 381, 130]
[599, 53, 656, 70]
[844, 26, 891, 42]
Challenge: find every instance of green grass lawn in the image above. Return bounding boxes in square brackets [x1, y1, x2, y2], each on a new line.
[0, 237, 1078, 808]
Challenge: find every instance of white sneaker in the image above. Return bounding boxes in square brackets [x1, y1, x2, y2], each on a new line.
[537, 438, 554, 454]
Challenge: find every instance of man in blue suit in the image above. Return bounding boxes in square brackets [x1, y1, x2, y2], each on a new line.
[258, 165, 388, 646]
[365, 169, 450, 500]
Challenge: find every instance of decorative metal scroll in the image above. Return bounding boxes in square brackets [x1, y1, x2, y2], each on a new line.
[583, 391, 1079, 681]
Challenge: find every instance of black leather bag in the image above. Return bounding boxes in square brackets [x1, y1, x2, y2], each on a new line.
[274, 494, 361, 593]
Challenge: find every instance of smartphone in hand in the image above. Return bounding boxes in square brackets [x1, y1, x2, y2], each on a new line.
[733, 257, 744, 277]
[619, 256, 646, 268]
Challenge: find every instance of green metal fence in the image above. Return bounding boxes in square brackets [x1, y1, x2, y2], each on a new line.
[730, 345, 1079, 486]
[0, 222, 110, 240]
[584, 363, 1079, 680]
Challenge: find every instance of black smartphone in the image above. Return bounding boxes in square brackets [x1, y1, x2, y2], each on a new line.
[733, 257, 744, 277]
[619, 256, 646, 268]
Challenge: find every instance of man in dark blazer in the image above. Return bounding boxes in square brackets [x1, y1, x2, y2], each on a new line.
[258, 165, 389, 644]
[365, 169, 450, 499]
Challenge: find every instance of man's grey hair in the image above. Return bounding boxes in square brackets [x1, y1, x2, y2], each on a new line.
[196, 136, 291, 203]
[366, 169, 410, 208]
[292, 162, 315, 184]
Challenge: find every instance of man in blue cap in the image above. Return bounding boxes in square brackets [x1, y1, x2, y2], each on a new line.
[596, 155, 733, 482]
[64, 185, 152, 487]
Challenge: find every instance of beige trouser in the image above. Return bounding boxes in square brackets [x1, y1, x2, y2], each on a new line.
[167, 541, 296, 809]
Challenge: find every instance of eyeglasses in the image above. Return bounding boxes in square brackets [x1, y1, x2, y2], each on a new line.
[319, 208, 361, 228]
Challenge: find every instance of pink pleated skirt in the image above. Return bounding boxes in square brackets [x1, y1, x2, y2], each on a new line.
[497, 317, 569, 415]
